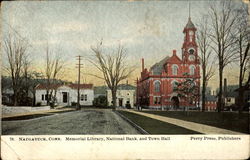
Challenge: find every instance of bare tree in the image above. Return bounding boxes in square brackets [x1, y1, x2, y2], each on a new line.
[44, 44, 64, 107]
[197, 16, 215, 112]
[233, 4, 250, 112]
[22, 54, 31, 102]
[208, 1, 238, 112]
[88, 41, 134, 108]
[3, 33, 29, 106]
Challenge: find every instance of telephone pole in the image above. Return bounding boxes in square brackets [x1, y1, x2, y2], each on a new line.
[76, 55, 83, 110]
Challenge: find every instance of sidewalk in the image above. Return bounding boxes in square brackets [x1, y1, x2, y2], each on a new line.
[2, 107, 75, 119]
[123, 109, 245, 135]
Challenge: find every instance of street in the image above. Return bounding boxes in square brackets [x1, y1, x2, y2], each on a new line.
[2, 109, 141, 135]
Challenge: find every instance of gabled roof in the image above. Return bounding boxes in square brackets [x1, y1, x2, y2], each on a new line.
[225, 91, 238, 98]
[166, 53, 182, 64]
[68, 84, 93, 89]
[106, 84, 136, 90]
[205, 95, 217, 102]
[35, 84, 62, 90]
[117, 84, 136, 90]
[35, 83, 93, 90]
[150, 56, 170, 75]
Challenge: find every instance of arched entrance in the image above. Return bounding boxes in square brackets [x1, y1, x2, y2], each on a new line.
[171, 96, 179, 110]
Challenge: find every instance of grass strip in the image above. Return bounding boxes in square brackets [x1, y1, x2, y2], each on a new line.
[142, 111, 249, 134]
[118, 110, 201, 134]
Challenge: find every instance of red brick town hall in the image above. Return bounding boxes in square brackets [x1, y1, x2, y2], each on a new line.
[136, 17, 201, 109]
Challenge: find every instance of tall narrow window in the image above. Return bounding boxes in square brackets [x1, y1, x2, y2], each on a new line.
[154, 81, 161, 93]
[81, 94, 84, 101]
[172, 65, 178, 75]
[189, 65, 195, 75]
[190, 36, 193, 42]
[171, 80, 178, 91]
[42, 94, 44, 101]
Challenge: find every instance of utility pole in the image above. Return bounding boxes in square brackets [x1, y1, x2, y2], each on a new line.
[76, 55, 83, 110]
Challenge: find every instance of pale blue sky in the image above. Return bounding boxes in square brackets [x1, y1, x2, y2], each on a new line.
[1, 0, 245, 89]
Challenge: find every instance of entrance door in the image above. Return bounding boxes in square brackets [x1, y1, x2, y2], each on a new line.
[119, 98, 123, 107]
[171, 96, 179, 110]
[62, 92, 68, 103]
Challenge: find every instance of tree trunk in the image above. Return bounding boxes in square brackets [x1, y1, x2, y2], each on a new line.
[238, 87, 245, 113]
[46, 90, 50, 105]
[13, 90, 18, 106]
[238, 66, 245, 113]
[202, 71, 206, 112]
[111, 89, 117, 109]
[218, 67, 223, 112]
[32, 90, 36, 106]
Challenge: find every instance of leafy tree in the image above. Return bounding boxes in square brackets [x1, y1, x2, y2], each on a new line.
[173, 74, 200, 110]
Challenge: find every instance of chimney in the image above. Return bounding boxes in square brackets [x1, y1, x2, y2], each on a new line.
[224, 78, 227, 96]
[141, 58, 144, 71]
[173, 50, 177, 56]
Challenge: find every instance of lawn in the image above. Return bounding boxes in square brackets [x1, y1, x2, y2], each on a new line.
[118, 111, 201, 134]
[141, 111, 249, 134]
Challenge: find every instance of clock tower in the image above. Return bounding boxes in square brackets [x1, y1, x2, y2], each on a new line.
[182, 17, 199, 64]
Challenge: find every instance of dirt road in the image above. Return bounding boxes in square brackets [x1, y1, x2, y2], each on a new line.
[2, 109, 140, 135]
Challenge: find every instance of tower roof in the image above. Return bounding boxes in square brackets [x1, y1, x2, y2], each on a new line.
[185, 17, 195, 29]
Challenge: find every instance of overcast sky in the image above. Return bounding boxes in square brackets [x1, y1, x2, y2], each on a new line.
[1, 1, 245, 90]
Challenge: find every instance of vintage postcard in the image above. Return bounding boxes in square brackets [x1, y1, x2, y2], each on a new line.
[1, 0, 249, 159]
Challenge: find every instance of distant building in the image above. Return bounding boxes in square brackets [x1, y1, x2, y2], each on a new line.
[2, 89, 14, 105]
[235, 85, 250, 111]
[204, 95, 217, 111]
[94, 86, 108, 98]
[35, 83, 94, 106]
[224, 91, 238, 108]
[107, 84, 136, 108]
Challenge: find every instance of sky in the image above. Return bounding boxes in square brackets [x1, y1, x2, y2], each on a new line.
[1, 0, 246, 91]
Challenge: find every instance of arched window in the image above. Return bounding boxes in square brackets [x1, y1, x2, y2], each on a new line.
[189, 65, 195, 75]
[172, 65, 178, 75]
[154, 81, 161, 93]
[171, 80, 178, 91]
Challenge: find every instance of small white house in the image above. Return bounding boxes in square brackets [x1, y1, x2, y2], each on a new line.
[35, 83, 94, 106]
[107, 84, 136, 108]
[224, 91, 238, 107]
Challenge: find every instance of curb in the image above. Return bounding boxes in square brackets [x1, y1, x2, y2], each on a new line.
[2, 108, 76, 120]
[114, 110, 149, 135]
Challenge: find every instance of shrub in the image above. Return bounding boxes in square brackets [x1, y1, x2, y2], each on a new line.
[71, 102, 77, 106]
[126, 103, 131, 109]
[93, 95, 108, 107]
